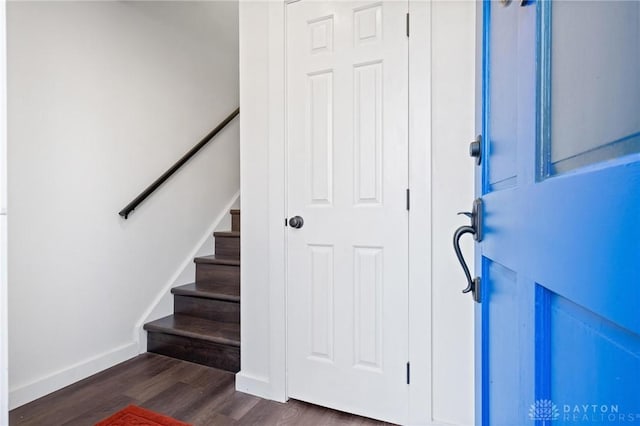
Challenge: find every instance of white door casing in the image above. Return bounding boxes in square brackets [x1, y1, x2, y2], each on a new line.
[0, 1, 7, 423]
[286, 1, 409, 423]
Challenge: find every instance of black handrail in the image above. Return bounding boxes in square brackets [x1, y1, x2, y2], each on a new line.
[119, 107, 239, 219]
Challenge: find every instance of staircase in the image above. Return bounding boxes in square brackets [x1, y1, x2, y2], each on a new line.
[143, 209, 241, 372]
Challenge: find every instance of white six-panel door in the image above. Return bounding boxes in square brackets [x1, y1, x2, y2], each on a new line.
[286, 1, 409, 423]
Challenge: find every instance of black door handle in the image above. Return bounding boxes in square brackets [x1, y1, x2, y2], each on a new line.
[289, 216, 304, 229]
[452, 199, 483, 303]
[453, 225, 480, 302]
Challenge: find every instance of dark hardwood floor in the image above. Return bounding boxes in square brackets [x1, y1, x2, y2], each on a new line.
[9, 353, 389, 426]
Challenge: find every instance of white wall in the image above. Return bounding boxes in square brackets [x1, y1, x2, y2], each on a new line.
[238, 1, 476, 424]
[431, 1, 476, 425]
[7, 1, 239, 409]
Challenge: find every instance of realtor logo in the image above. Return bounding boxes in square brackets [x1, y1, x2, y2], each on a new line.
[529, 399, 560, 421]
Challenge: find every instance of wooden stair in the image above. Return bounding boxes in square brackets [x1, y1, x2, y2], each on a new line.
[144, 209, 241, 372]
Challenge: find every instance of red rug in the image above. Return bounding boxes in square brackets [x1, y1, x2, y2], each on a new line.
[95, 405, 192, 426]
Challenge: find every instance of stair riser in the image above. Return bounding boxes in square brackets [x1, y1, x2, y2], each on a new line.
[174, 295, 240, 324]
[231, 213, 240, 232]
[147, 332, 240, 373]
[215, 236, 240, 258]
[195, 264, 239, 286]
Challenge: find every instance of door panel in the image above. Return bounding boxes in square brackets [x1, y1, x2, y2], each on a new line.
[478, 1, 640, 425]
[485, 260, 521, 426]
[548, 290, 640, 410]
[286, 1, 409, 423]
[487, 2, 519, 188]
[309, 244, 334, 362]
[308, 71, 333, 205]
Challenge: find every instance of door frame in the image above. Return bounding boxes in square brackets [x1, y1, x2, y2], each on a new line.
[259, 1, 433, 423]
[1, 0, 8, 423]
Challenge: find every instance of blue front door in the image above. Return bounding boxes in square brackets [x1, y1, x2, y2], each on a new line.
[476, 1, 640, 425]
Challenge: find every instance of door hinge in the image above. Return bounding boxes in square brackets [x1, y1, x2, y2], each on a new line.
[406, 13, 410, 37]
[406, 189, 410, 211]
[406, 362, 411, 384]
[469, 135, 482, 165]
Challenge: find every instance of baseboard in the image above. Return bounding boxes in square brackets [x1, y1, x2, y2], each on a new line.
[134, 190, 240, 353]
[8, 341, 138, 410]
[235, 371, 284, 402]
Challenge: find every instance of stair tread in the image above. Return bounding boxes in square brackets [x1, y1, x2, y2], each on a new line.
[213, 231, 240, 238]
[172, 282, 239, 302]
[144, 314, 240, 347]
[194, 255, 240, 266]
